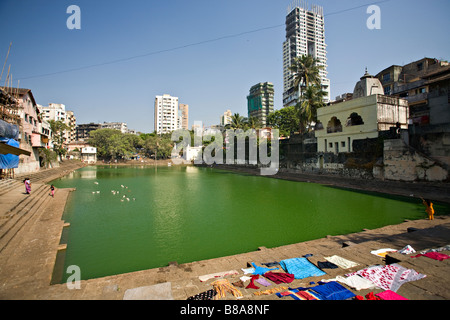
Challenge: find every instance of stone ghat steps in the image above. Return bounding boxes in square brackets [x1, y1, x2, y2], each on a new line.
[0, 183, 52, 254]
[0, 161, 84, 197]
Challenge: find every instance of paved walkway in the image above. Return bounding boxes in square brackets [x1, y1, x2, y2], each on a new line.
[0, 162, 449, 300]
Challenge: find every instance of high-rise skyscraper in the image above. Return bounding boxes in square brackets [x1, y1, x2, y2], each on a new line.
[154, 94, 179, 134]
[282, 1, 330, 107]
[179, 104, 189, 130]
[247, 82, 274, 127]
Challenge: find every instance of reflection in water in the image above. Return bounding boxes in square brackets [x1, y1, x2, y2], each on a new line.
[51, 166, 447, 282]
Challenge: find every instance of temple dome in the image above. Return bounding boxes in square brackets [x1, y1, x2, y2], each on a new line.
[353, 68, 384, 98]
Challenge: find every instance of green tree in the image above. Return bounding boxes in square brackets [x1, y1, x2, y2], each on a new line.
[48, 120, 71, 159]
[88, 129, 137, 160]
[267, 106, 300, 137]
[289, 54, 323, 96]
[289, 54, 324, 133]
[297, 84, 326, 132]
[142, 133, 173, 159]
[230, 113, 245, 129]
[245, 116, 262, 130]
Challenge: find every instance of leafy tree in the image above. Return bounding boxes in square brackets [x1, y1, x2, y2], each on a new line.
[230, 113, 246, 129]
[289, 54, 325, 133]
[297, 84, 326, 132]
[267, 106, 300, 137]
[88, 129, 137, 160]
[48, 120, 71, 159]
[245, 116, 262, 130]
[289, 54, 323, 96]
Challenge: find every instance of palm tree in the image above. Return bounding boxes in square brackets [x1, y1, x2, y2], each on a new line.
[289, 54, 323, 98]
[245, 116, 262, 130]
[230, 113, 245, 129]
[297, 84, 326, 132]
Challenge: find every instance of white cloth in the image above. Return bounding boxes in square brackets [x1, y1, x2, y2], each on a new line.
[198, 270, 239, 282]
[241, 267, 255, 274]
[370, 248, 397, 257]
[324, 255, 359, 269]
[322, 275, 378, 291]
[399, 245, 416, 254]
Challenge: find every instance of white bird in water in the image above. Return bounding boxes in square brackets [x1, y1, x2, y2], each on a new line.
[94, 182, 99, 185]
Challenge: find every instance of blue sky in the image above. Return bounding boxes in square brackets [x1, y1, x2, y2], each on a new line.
[1, 0, 449, 133]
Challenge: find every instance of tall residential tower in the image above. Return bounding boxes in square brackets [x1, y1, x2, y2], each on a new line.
[247, 82, 274, 127]
[282, 1, 330, 107]
[154, 94, 179, 134]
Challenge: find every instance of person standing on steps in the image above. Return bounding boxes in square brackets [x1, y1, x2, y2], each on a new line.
[24, 178, 31, 194]
[421, 197, 435, 220]
[50, 185, 55, 198]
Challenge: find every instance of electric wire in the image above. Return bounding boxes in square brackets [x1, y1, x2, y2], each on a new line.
[16, 0, 392, 81]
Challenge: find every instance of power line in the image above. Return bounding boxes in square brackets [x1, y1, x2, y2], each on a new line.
[17, 0, 392, 81]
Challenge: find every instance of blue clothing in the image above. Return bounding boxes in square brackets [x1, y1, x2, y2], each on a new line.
[280, 257, 326, 279]
[309, 281, 356, 300]
[251, 262, 279, 275]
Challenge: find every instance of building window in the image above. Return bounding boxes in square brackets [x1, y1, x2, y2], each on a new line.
[346, 113, 364, 126]
[327, 117, 342, 133]
[382, 73, 390, 82]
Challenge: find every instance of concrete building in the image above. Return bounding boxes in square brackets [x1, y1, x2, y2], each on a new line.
[179, 104, 189, 130]
[40, 103, 76, 145]
[315, 70, 409, 154]
[76, 123, 102, 141]
[81, 146, 97, 164]
[15, 89, 46, 174]
[376, 57, 450, 167]
[101, 122, 128, 134]
[282, 1, 330, 107]
[154, 94, 179, 134]
[376, 57, 450, 126]
[220, 110, 232, 127]
[247, 82, 274, 126]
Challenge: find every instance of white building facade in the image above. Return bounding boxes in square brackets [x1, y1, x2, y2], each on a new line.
[154, 94, 179, 134]
[282, 1, 330, 107]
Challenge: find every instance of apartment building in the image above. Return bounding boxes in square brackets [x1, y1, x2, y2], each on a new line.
[154, 94, 179, 134]
[247, 82, 274, 126]
[282, 1, 330, 107]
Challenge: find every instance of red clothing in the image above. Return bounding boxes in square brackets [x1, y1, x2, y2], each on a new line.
[411, 252, 450, 261]
[264, 271, 295, 284]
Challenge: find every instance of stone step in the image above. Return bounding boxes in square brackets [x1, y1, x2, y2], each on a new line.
[0, 184, 52, 253]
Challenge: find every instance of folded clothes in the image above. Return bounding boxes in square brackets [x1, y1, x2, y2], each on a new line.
[322, 275, 377, 291]
[317, 261, 339, 269]
[376, 290, 408, 300]
[309, 281, 356, 300]
[324, 255, 359, 269]
[255, 278, 271, 287]
[276, 289, 319, 300]
[280, 257, 326, 279]
[264, 271, 295, 284]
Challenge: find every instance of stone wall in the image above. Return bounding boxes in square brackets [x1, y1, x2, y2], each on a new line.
[382, 139, 448, 182]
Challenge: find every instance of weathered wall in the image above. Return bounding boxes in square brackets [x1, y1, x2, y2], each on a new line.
[382, 139, 448, 182]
